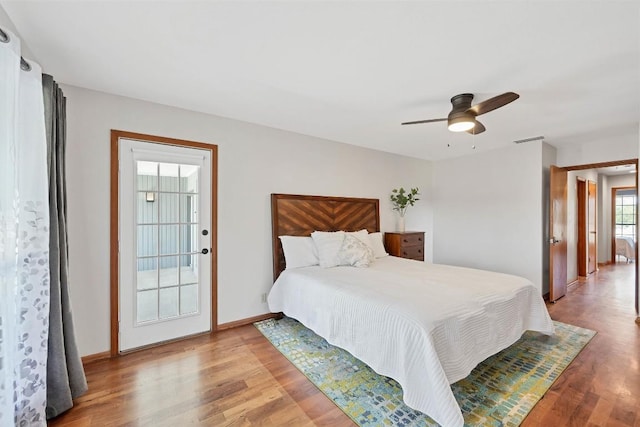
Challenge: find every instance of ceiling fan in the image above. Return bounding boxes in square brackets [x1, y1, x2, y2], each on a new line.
[401, 92, 520, 135]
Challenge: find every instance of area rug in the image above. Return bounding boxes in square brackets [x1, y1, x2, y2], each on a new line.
[255, 317, 595, 427]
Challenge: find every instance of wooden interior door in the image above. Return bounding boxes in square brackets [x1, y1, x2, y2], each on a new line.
[577, 179, 587, 276]
[550, 165, 568, 302]
[587, 180, 597, 273]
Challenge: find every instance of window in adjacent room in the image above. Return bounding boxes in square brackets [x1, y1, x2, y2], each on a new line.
[615, 189, 637, 239]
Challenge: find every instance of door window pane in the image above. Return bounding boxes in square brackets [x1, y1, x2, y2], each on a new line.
[137, 225, 158, 257]
[180, 194, 197, 223]
[159, 163, 179, 192]
[137, 192, 158, 223]
[180, 224, 198, 254]
[180, 165, 199, 193]
[137, 161, 158, 191]
[180, 284, 198, 315]
[137, 289, 158, 323]
[137, 258, 158, 290]
[159, 225, 179, 255]
[180, 267, 198, 286]
[158, 256, 179, 288]
[158, 193, 179, 223]
[159, 287, 179, 319]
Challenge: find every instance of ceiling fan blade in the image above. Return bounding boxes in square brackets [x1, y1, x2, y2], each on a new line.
[401, 118, 447, 125]
[468, 92, 519, 116]
[466, 120, 486, 135]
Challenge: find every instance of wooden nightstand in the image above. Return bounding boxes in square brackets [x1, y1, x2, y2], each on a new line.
[384, 231, 425, 261]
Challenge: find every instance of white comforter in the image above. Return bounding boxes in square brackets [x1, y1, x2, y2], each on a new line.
[267, 256, 554, 427]
[615, 237, 635, 261]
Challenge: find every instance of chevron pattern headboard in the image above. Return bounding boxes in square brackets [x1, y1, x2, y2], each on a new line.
[271, 193, 380, 281]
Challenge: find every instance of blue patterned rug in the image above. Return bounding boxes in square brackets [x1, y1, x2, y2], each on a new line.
[255, 317, 595, 426]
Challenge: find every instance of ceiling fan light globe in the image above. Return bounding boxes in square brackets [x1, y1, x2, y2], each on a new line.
[448, 119, 475, 132]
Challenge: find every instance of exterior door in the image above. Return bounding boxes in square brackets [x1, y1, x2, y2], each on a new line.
[550, 165, 568, 302]
[118, 138, 212, 352]
[587, 180, 597, 274]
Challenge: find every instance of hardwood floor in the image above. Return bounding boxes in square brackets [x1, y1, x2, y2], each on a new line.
[50, 263, 639, 426]
[523, 262, 640, 427]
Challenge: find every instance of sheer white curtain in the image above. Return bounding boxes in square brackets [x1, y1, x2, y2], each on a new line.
[0, 28, 50, 426]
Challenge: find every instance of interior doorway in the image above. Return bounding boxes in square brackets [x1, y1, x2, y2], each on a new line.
[576, 179, 597, 277]
[611, 186, 637, 264]
[549, 159, 638, 317]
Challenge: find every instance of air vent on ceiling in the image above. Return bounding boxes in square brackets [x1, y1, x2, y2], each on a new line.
[513, 136, 544, 144]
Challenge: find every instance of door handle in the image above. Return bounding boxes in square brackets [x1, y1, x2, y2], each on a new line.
[550, 238, 561, 244]
[201, 248, 209, 255]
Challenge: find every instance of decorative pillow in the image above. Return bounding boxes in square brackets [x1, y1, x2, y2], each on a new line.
[368, 232, 389, 258]
[311, 231, 346, 268]
[347, 229, 373, 251]
[337, 234, 374, 267]
[279, 236, 319, 269]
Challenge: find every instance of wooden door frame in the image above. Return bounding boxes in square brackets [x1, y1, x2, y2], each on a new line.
[558, 158, 638, 317]
[110, 130, 218, 356]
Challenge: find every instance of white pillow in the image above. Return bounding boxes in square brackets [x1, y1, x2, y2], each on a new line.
[279, 236, 319, 269]
[347, 229, 373, 251]
[368, 232, 389, 258]
[337, 234, 374, 267]
[311, 231, 346, 268]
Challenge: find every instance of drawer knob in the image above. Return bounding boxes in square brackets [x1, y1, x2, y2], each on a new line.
[403, 239, 408, 243]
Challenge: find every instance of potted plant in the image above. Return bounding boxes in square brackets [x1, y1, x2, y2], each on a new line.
[390, 187, 420, 232]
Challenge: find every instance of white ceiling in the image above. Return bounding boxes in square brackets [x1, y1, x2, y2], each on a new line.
[596, 163, 636, 176]
[2, 1, 639, 161]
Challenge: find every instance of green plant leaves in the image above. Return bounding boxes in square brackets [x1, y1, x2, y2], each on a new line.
[390, 187, 420, 215]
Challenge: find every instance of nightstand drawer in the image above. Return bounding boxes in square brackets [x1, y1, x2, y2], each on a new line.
[399, 245, 424, 261]
[384, 231, 425, 261]
[398, 233, 423, 247]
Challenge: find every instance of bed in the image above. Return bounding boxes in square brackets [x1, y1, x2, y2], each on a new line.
[615, 236, 635, 262]
[268, 194, 554, 427]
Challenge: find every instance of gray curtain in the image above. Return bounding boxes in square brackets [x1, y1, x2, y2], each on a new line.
[42, 74, 88, 419]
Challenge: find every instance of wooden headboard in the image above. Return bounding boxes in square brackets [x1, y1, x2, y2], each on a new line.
[271, 193, 380, 281]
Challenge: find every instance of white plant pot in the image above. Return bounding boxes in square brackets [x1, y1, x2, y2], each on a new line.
[397, 215, 405, 232]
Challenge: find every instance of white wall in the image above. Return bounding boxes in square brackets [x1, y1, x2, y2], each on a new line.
[0, 7, 35, 58]
[62, 85, 434, 356]
[607, 174, 637, 189]
[432, 141, 546, 291]
[597, 173, 609, 264]
[556, 137, 639, 167]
